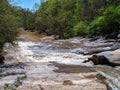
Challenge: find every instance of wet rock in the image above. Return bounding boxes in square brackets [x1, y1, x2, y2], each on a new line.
[110, 43, 120, 50]
[0, 62, 26, 69]
[98, 71, 120, 90]
[104, 39, 116, 43]
[89, 37, 99, 41]
[96, 74, 106, 81]
[3, 71, 26, 76]
[40, 35, 59, 42]
[83, 48, 110, 55]
[83, 55, 111, 66]
[99, 49, 120, 66]
[52, 62, 95, 73]
[83, 49, 120, 66]
[80, 43, 119, 55]
[63, 80, 74, 85]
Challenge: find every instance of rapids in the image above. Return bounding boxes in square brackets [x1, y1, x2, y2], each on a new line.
[1, 38, 120, 90]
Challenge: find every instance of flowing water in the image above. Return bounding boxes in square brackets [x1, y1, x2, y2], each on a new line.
[1, 38, 120, 90]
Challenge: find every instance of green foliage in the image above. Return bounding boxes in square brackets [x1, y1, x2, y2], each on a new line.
[0, 0, 18, 53]
[73, 21, 88, 36]
[4, 75, 27, 90]
[36, 0, 120, 38]
[11, 7, 36, 30]
[88, 5, 120, 37]
[0, 0, 119, 45]
[0, 0, 36, 54]
[20, 9, 35, 30]
[36, 0, 80, 38]
[88, 16, 105, 35]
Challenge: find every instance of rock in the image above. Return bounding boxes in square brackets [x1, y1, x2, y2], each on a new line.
[89, 36, 102, 41]
[117, 31, 120, 42]
[0, 55, 5, 64]
[0, 62, 26, 68]
[4, 43, 13, 49]
[89, 37, 98, 41]
[82, 43, 119, 55]
[117, 34, 120, 39]
[40, 35, 59, 42]
[99, 49, 120, 65]
[83, 55, 111, 66]
[63, 80, 74, 85]
[3, 71, 26, 76]
[96, 74, 106, 81]
[83, 48, 110, 55]
[83, 49, 120, 66]
[110, 43, 120, 50]
[104, 39, 116, 43]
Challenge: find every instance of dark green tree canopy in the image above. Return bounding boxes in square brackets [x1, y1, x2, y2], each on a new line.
[36, 0, 120, 38]
[0, 0, 18, 53]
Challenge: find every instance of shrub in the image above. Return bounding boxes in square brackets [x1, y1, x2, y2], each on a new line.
[0, 0, 18, 54]
[88, 5, 120, 37]
[88, 16, 105, 35]
[73, 21, 88, 36]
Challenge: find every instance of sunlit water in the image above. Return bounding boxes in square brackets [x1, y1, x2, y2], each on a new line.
[18, 41, 91, 65]
[3, 39, 120, 90]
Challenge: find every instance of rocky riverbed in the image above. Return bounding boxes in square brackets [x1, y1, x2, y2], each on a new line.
[0, 36, 120, 90]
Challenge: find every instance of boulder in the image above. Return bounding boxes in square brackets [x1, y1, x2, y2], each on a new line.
[83, 49, 120, 66]
[83, 55, 111, 66]
[99, 49, 120, 65]
[63, 80, 74, 85]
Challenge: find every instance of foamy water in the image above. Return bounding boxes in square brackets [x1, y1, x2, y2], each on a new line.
[4, 40, 120, 90]
[18, 41, 92, 66]
[98, 71, 120, 90]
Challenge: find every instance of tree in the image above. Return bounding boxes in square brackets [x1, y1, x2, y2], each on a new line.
[73, 21, 88, 36]
[36, 0, 120, 38]
[88, 5, 120, 38]
[0, 0, 18, 54]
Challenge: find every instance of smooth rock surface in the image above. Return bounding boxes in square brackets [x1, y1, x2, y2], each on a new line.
[99, 49, 120, 65]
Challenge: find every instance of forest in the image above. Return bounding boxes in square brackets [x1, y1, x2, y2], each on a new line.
[0, 0, 120, 53]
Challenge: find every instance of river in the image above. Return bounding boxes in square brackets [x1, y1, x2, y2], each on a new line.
[1, 37, 120, 90]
